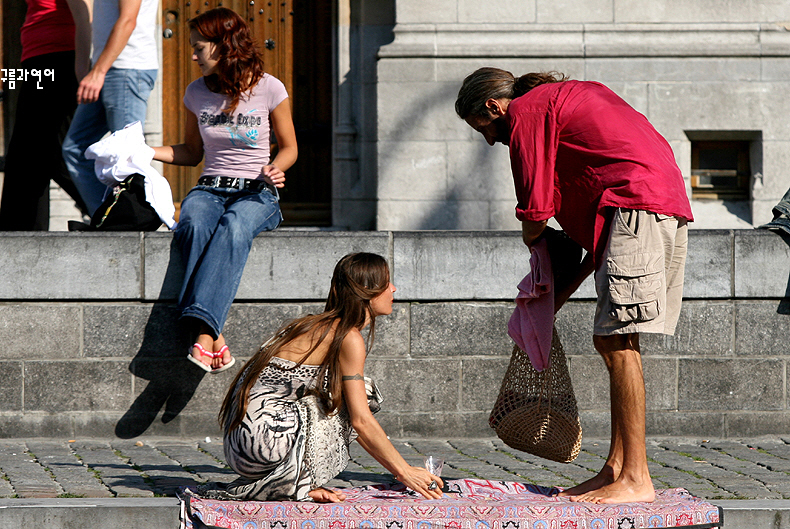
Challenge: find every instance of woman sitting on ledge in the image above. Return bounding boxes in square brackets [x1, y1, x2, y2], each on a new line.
[199, 253, 443, 503]
[152, 7, 297, 373]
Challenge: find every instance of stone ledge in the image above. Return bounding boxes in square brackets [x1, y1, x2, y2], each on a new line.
[379, 23, 790, 58]
[2, 229, 788, 301]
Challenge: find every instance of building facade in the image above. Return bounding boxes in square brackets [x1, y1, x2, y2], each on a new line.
[358, 0, 790, 230]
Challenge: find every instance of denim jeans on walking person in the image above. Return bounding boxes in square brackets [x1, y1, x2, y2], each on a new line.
[174, 185, 282, 339]
[62, 67, 157, 215]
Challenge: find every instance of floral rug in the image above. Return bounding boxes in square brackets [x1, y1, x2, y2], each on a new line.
[179, 479, 722, 529]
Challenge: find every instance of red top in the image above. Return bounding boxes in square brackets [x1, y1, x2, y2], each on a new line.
[21, 0, 75, 62]
[507, 80, 693, 260]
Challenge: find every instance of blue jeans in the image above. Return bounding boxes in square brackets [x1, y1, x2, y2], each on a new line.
[62, 67, 157, 215]
[174, 185, 282, 338]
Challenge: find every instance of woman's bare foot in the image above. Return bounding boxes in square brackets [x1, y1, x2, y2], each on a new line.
[191, 332, 215, 369]
[213, 334, 232, 368]
[308, 487, 346, 503]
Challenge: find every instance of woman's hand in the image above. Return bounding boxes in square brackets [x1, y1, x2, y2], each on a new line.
[395, 465, 444, 500]
[262, 164, 286, 188]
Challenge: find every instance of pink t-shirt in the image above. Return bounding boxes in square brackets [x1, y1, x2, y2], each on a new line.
[21, 0, 76, 62]
[507, 80, 693, 259]
[183, 74, 289, 180]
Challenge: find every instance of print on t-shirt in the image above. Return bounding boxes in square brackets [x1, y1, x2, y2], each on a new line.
[199, 109, 262, 149]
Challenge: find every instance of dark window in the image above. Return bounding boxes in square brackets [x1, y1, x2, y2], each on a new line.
[691, 140, 750, 200]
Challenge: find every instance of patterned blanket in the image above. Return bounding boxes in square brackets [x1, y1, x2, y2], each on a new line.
[179, 479, 722, 529]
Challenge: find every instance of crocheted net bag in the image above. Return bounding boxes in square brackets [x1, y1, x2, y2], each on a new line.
[489, 326, 582, 463]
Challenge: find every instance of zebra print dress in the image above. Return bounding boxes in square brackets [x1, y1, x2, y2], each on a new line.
[197, 357, 355, 502]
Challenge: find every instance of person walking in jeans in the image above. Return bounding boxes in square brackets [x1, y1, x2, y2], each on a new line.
[62, 0, 158, 214]
[151, 8, 297, 374]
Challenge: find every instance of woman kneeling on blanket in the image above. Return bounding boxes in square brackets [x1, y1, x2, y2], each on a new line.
[200, 253, 444, 503]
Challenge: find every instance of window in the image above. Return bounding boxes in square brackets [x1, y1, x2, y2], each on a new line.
[690, 140, 750, 200]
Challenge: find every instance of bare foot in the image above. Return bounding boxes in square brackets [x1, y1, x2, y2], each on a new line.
[558, 465, 617, 497]
[213, 334, 232, 369]
[568, 476, 655, 504]
[191, 333, 215, 369]
[308, 487, 346, 503]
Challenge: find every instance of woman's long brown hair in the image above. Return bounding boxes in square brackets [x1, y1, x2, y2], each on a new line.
[189, 7, 265, 115]
[219, 253, 391, 432]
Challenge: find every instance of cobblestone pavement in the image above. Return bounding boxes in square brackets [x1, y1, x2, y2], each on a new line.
[0, 436, 788, 500]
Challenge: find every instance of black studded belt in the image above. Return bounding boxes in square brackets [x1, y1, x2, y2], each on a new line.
[197, 176, 275, 194]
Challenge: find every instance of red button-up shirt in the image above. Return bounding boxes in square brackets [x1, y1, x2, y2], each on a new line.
[508, 80, 693, 260]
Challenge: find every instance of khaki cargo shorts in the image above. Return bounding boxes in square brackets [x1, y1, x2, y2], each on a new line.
[593, 208, 688, 336]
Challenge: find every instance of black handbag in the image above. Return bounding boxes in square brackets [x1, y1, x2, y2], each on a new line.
[88, 173, 162, 231]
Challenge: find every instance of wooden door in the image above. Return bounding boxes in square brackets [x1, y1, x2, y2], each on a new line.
[161, 0, 332, 225]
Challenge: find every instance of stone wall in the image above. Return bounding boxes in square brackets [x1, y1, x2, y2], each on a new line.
[0, 229, 789, 439]
[374, 1, 790, 230]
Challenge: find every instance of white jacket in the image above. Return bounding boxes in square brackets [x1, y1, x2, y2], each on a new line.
[85, 121, 177, 229]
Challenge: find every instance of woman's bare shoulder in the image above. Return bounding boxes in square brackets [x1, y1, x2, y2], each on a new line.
[341, 328, 366, 354]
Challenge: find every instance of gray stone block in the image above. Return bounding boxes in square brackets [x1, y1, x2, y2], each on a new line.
[222, 303, 321, 358]
[376, 58, 436, 83]
[555, 303, 597, 355]
[142, 234, 183, 300]
[734, 301, 790, 355]
[178, 413, 225, 438]
[0, 363, 22, 411]
[649, 82, 790, 141]
[25, 361, 132, 412]
[410, 302, 514, 356]
[393, 232, 527, 300]
[585, 26, 760, 57]
[640, 301, 734, 356]
[568, 356, 610, 411]
[684, 231, 732, 298]
[445, 140, 515, 201]
[237, 232, 391, 300]
[364, 358, 460, 412]
[388, 411, 493, 438]
[0, 414, 76, 438]
[678, 359, 784, 411]
[613, 2, 790, 23]
[586, 57, 760, 82]
[0, 233, 141, 300]
[762, 58, 790, 81]
[76, 412, 155, 438]
[377, 141, 449, 200]
[643, 358, 679, 411]
[734, 230, 790, 298]
[644, 411, 726, 438]
[460, 357, 510, 411]
[83, 304, 181, 358]
[144, 231, 390, 301]
[377, 82, 462, 142]
[0, 305, 81, 359]
[537, 0, 610, 23]
[369, 303, 411, 357]
[724, 412, 790, 437]
[377, 198, 493, 231]
[0, 498, 180, 529]
[578, 411, 611, 438]
[395, 0, 456, 23]
[459, 0, 534, 23]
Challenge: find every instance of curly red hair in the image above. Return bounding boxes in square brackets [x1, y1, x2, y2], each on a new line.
[189, 7, 265, 114]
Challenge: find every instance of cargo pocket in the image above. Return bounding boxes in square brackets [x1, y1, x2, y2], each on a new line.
[606, 251, 663, 324]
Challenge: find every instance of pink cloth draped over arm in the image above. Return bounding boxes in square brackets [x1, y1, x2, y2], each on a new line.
[507, 239, 554, 371]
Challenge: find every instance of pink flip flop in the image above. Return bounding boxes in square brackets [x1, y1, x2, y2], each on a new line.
[186, 343, 215, 373]
[210, 345, 236, 374]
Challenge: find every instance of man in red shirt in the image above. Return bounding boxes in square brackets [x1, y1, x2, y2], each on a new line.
[457, 68, 693, 504]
